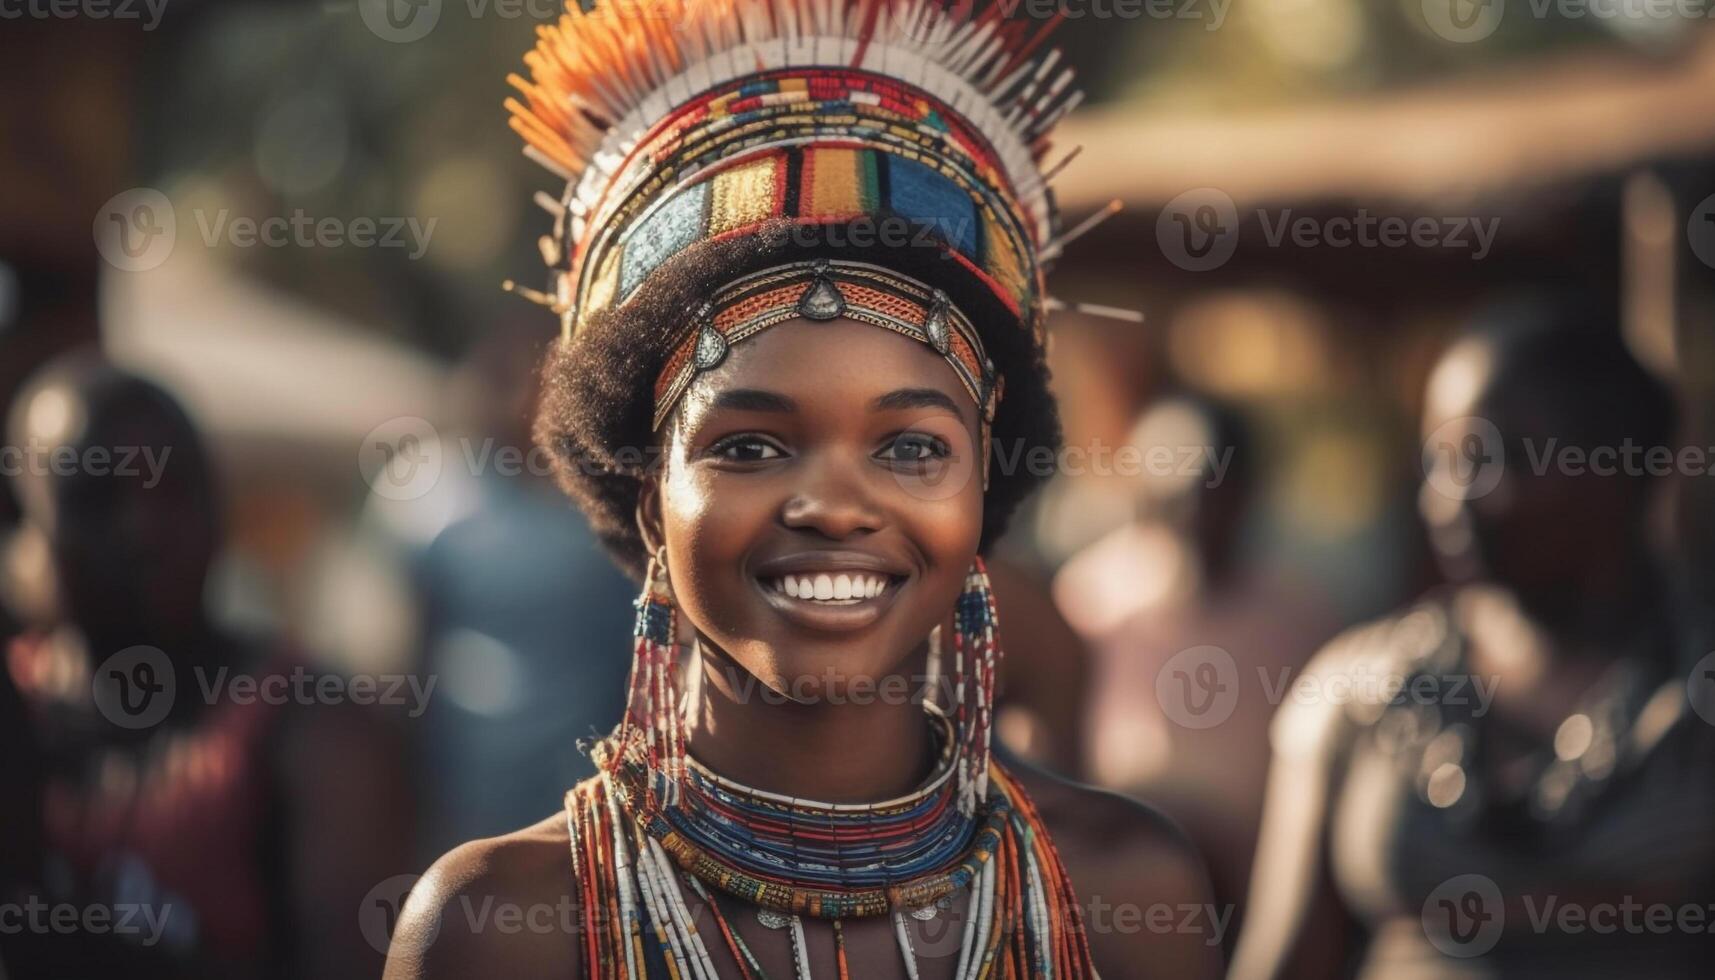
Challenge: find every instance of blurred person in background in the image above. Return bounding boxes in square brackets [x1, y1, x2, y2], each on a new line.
[1230, 307, 1715, 980]
[0, 353, 411, 979]
[1055, 393, 1336, 943]
[982, 557, 1091, 777]
[383, 318, 634, 858]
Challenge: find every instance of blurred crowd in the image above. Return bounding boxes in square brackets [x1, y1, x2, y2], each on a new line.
[6, 4, 1715, 980]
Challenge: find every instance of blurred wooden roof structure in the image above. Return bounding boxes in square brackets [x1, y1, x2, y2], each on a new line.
[1055, 32, 1715, 210]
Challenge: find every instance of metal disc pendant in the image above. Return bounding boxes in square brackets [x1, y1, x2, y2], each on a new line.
[796, 261, 846, 321]
[756, 908, 792, 930]
[923, 289, 952, 354]
[692, 322, 728, 370]
[910, 905, 938, 921]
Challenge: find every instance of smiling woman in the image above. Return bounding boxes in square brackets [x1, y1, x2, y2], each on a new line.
[382, 1, 1222, 978]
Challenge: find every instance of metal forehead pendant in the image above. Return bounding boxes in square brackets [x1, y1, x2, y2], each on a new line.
[796, 259, 846, 320]
[690, 301, 727, 370]
[923, 289, 952, 354]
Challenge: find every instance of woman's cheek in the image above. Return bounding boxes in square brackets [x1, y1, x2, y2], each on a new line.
[891, 474, 982, 565]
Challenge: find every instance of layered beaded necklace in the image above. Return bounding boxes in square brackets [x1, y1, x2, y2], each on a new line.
[566, 706, 1099, 979]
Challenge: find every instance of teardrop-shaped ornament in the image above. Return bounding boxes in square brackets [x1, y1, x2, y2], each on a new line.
[924, 289, 952, 354]
[796, 261, 846, 321]
[693, 323, 728, 370]
[691, 302, 727, 371]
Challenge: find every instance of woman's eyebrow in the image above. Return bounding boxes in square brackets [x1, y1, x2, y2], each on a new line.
[710, 388, 797, 413]
[872, 387, 966, 423]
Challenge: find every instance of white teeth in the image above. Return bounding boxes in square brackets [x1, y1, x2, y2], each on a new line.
[769, 572, 892, 601]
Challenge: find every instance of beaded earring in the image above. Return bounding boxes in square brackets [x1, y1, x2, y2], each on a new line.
[951, 555, 1002, 817]
[613, 544, 689, 809]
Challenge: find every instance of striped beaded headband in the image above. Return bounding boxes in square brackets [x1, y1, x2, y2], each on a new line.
[503, 0, 1112, 370]
[651, 257, 1000, 433]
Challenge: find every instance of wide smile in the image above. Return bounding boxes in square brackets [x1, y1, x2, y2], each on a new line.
[767, 570, 896, 602]
[752, 569, 908, 633]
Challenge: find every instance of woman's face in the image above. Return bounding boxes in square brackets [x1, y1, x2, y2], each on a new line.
[640, 316, 985, 701]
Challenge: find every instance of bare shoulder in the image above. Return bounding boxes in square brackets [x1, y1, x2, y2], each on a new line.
[1006, 758, 1225, 980]
[1269, 597, 1455, 765]
[382, 809, 584, 980]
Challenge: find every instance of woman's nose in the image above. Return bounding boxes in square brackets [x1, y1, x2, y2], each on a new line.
[779, 453, 884, 540]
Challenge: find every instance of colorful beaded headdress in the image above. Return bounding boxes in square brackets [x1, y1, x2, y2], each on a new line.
[504, 0, 1098, 434]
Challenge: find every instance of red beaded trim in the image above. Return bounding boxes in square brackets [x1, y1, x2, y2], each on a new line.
[651, 260, 996, 432]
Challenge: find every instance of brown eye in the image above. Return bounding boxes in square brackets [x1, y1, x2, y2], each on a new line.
[710, 435, 784, 462]
[880, 433, 950, 464]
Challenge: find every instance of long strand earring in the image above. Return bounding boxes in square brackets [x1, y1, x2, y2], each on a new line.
[953, 555, 1001, 816]
[613, 544, 688, 809]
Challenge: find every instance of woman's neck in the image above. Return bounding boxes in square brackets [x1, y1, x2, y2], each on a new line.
[684, 640, 937, 804]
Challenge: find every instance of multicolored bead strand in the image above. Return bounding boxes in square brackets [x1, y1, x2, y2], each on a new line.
[566, 747, 1099, 979]
[831, 919, 850, 980]
[616, 547, 689, 810]
[953, 556, 1002, 816]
